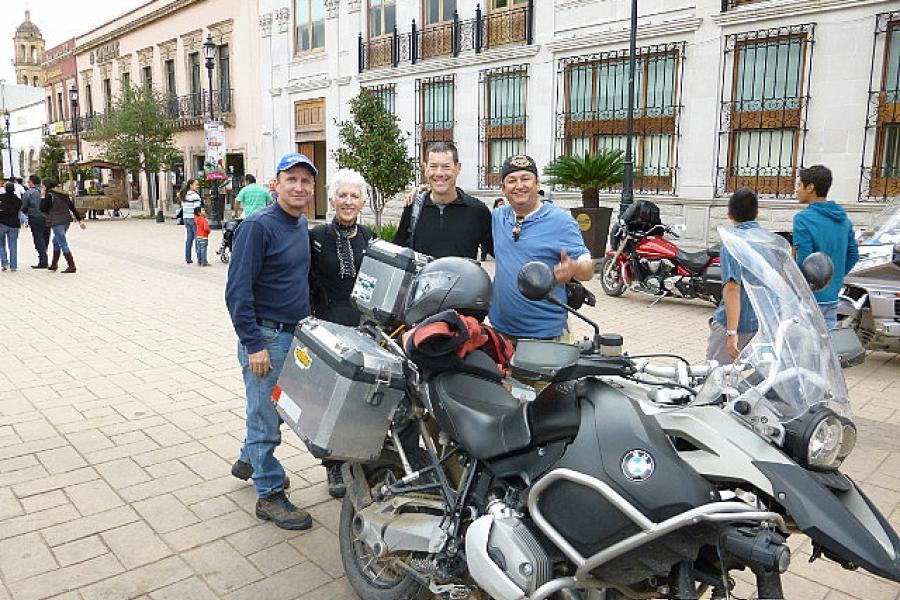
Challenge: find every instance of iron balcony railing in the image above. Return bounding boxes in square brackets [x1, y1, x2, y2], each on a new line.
[164, 89, 234, 121]
[359, 2, 533, 72]
[721, 0, 765, 10]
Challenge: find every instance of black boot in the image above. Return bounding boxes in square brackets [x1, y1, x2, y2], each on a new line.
[255, 491, 312, 530]
[62, 252, 76, 273]
[325, 461, 346, 498]
[48, 248, 61, 271]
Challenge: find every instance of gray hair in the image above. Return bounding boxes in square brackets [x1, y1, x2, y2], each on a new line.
[328, 168, 370, 204]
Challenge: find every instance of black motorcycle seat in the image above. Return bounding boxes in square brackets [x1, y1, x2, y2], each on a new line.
[431, 373, 531, 460]
[677, 249, 712, 273]
[707, 245, 720, 259]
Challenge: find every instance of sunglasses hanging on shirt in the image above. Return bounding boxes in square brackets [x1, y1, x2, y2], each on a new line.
[512, 216, 524, 242]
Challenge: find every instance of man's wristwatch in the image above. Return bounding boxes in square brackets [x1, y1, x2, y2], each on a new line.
[725, 329, 738, 337]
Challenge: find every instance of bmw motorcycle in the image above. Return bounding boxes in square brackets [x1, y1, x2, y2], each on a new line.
[600, 220, 722, 305]
[300, 228, 899, 600]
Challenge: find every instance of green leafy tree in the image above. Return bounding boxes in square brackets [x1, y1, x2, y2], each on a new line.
[334, 89, 416, 228]
[543, 150, 627, 208]
[92, 84, 180, 215]
[36, 135, 67, 181]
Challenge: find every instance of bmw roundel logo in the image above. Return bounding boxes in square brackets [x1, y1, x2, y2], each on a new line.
[622, 449, 655, 482]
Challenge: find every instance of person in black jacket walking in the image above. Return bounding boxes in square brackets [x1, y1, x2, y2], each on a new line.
[0, 182, 23, 272]
[21, 175, 49, 268]
[394, 141, 493, 259]
[40, 178, 86, 273]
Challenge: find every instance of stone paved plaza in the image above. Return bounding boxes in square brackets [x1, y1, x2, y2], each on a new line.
[0, 219, 898, 600]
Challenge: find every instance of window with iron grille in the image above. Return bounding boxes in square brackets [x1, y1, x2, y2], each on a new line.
[860, 11, 900, 201]
[365, 83, 397, 115]
[716, 25, 814, 198]
[479, 65, 527, 188]
[415, 75, 455, 181]
[103, 78, 112, 112]
[556, 43, 684, 195]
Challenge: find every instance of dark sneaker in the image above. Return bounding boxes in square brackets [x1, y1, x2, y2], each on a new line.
[255, 491, 312, 530]
[231, 460, 290, 489]
[326, 463, 346, 498]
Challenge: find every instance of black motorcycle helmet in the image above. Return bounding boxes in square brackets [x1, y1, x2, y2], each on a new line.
[800, 252, 834, 292]
[403, 257, 492, 325]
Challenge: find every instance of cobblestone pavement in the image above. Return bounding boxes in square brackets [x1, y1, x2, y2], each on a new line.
[0, 219, 897, 600]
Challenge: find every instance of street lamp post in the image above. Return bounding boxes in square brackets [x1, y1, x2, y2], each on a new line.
[69, 85, 85, 197]
[203, 33, 222, 230]
[620, 0, 638, 213]
[1, 80, 12, 179]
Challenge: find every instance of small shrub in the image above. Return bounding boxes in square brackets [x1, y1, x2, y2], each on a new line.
[368, 222, 399, 242]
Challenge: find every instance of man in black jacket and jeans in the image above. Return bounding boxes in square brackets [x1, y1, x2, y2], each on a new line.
[21, 175, 48, 268]
[394, 141, 493, 259]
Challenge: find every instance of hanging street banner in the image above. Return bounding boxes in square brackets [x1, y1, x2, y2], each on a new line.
[204, 121, 227, 180]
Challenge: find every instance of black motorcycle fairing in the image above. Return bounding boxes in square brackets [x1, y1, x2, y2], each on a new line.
[537, 379, 717, 557]
[487, 441, 568, 487]
[528, 382, 580, 446]
[754, 461, 900, 583]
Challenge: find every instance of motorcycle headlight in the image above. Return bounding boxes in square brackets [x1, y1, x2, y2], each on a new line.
[806, 415, 843, 469]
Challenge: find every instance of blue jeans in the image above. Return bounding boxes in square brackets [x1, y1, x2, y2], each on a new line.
[819, 302, 838, 329]
[238, 326, 292, 498]
[0, 224, 19, 269]
[51, 223, 71, 253]
[184, 218, 196, 263]
[196, 238, 209, 265]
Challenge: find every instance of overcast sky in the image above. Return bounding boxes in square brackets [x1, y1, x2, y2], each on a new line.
[1, 0, 146, 85]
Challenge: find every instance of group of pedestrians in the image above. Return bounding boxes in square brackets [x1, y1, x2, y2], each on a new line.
[0, 175, 86, 273]
[221, 142, 593, 531]
[707, 164, 859, 365]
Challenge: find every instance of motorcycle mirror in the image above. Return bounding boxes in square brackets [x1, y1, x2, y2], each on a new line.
[800, 252, 834, 292]
[518, 261, 557, 301]
[673, 223, 687, 233]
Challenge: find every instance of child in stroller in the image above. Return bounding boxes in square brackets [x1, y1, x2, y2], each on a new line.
[217, 218, 242, 263]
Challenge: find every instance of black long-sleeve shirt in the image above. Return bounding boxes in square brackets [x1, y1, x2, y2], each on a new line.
[0, 192, 22, 228]
[393, 189, 493, 259]
[225, 202, 311, 353]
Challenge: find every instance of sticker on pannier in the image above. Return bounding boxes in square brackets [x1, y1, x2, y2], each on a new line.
[352, 273, 377, 303]
[294, 346, 311, 369]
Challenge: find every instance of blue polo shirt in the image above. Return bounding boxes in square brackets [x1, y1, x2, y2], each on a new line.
[488, 202, 589, 338]
[712, 221, 760, 334]
[225, 202, 311, 353]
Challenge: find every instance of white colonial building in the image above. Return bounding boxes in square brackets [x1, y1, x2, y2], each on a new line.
[258, 0, 898, 242]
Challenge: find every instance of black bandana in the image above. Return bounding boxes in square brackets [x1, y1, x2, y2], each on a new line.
[333, 218, 358, 278]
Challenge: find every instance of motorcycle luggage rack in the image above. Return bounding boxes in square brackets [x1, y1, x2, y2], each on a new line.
[526, 468, 785, 600]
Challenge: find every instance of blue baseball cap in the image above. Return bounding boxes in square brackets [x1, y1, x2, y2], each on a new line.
[275, 153, 318, 177]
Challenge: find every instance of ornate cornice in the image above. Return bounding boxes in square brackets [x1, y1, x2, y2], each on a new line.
[275, 7, 291, 34]
[285, 75, 331, 93]
[259, 13, 273, 37]
[712, 0, 894, 26]
[547, 16, 703, 54]
[208, 19, 234, 45]
[346, 0, 362, 13]
[117, 53, 133, 73]
[80, 68, 93, 82]
[158, 38, 177, 61]
[181, 29, 203, 53]
[76, 0, 204, 55]
[325, 0, 340, 18]
[99, 62, 112, 79]
[137, 46, 154, 67]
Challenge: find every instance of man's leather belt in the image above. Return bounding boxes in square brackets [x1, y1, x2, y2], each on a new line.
[256, 318, 297, 333]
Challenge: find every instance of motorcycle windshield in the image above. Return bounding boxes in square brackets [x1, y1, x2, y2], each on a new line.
[861, 198, 900, 245]
[718, 225, 852, 424]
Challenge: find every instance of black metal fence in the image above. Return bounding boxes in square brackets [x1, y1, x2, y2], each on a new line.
[163, 89, 234, 120]
[714, 24, 815, 198]
[359, 2, 533, 72]
[554, 43, 685, 196]
[859, 10, 900, 201]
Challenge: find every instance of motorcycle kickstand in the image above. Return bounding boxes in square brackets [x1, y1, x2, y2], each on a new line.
[647, 291, 670, 308]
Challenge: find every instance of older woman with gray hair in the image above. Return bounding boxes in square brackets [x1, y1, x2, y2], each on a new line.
[309, 168, 377, 328]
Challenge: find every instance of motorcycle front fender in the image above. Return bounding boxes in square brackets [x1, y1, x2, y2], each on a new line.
[754, 461, 900, 583]
[837, 292, 865, 320]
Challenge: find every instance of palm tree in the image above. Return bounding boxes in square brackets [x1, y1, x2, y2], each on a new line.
[543, 150, 626, 208]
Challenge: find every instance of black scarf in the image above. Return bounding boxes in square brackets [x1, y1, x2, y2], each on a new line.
[333, 217, 358, 278]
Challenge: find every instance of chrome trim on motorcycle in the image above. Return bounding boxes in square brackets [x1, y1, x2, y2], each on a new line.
[527, 468, 785, 580]
[529, 576, 579, 600]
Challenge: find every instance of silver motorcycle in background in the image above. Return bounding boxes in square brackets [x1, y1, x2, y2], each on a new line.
[275, 228, 899, 600]
[838, 198, 900, 353]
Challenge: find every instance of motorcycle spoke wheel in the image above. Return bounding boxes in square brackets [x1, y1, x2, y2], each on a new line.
[600, 257, 626, 297]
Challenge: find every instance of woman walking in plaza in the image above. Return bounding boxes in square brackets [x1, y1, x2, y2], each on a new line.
[178, 178, 202, 264]
[308, 168, 376, 499]
[40, 178, 86, 273]
[0, 182, 23, 272]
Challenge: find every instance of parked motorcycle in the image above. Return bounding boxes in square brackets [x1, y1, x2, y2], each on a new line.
[217, 218, 242, 263]
[274, 231, 899, 600]
[600, 201, 722, 305]
[838, 198, 900, 352]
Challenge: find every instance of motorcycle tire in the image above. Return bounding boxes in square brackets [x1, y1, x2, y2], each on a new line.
[600, 255, 627, 297]
[220, 247, 230, 263]
[339, 457, 433, 600]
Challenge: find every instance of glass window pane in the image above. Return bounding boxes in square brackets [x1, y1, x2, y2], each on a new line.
[370, 5, 381, 37]
[384, 2, 396, 33]
[312, 19, 325, 49]
[489, 73, 523, 125]
[443, 0, 456, 22]
[880, 124, 900, 178]
[597, 58, 643, 119]
[886, 29, 900, 98]
[733, 129, 795, 176]
[489, 139, 523, 171]
[424, 82, 453, 128]
[641, 134, 672, 176]
[427, 0, 439, 25]
[568, 136, 591, 157]
[646, 54, 675, 116]
[596, 135, 627, 153]
[299, 23, 310, 51]
[492, 0, 508, 9]
[312, 0, 324, 20]
[737, 39, 803, 111]
[297, 0, 309, 26]
[568, 64, 593, 121]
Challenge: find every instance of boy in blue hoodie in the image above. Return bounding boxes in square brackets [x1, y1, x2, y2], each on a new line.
[793, 165, 859, 328]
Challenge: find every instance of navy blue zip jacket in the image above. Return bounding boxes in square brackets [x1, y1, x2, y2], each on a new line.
[793, 200, 859, 305]
[225, 202, 310, 353]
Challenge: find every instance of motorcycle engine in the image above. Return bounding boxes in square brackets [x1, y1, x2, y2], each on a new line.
[486, 517, 553, 594]
[641, 258, 675, 275]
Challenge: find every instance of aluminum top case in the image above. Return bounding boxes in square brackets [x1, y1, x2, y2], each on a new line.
[274, 317, 407, 462]
[351, 239, 429, 326]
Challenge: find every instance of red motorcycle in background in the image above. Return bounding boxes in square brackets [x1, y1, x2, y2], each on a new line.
[600, 201, 722, 304]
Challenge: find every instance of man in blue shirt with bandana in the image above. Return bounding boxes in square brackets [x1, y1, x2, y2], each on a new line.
[706, 187, 761, 365]
[489, 155, 593, 341]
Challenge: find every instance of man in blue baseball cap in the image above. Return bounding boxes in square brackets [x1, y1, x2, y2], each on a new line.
[225, 152, 317, 530]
